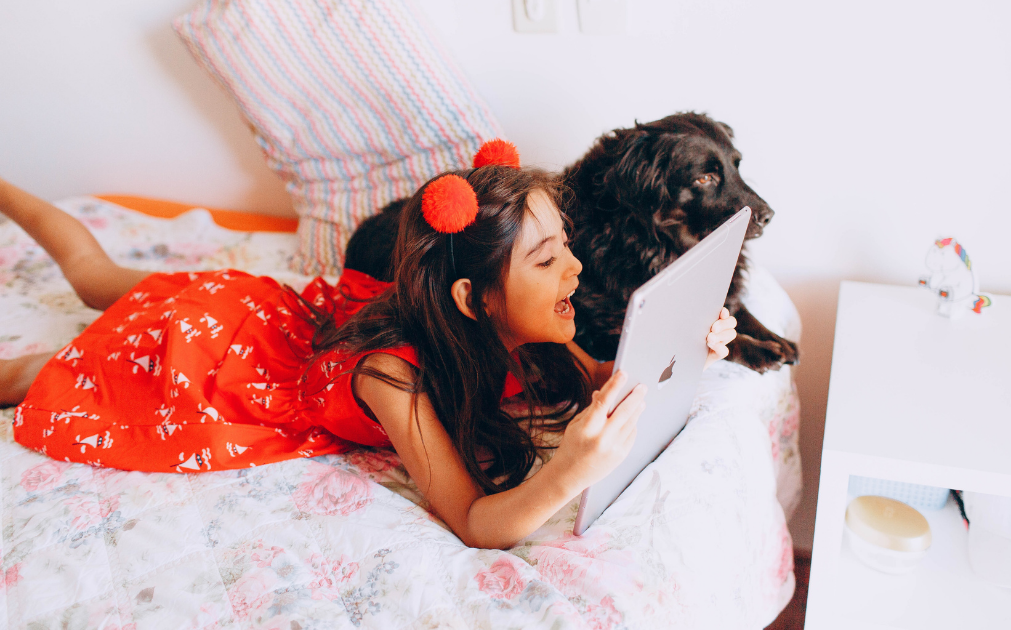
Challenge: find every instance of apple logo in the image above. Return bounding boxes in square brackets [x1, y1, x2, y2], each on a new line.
[657, 354, 676, 388]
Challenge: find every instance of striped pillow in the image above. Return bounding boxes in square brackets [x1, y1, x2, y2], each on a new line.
[174, 0, 502, 275]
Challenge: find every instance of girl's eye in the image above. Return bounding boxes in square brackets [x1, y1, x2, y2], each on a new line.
[538, 256, 557, 268]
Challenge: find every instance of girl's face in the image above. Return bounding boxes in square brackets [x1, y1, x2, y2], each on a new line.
[495, 190, 582, 349]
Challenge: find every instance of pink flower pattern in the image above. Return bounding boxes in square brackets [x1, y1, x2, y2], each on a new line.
[228, 572, 275, 621]
[292, 462, 373, 516]
[307, 553, 359, 601]
[65, 494, 119, 531]
[251, 545, 285, 569]
[782, 401, 800, 437]
[475, 557, 527, 600]
[184, 602, 223, 630]
[344, 449, 401, 474]
[80, 216, 109, 230]
[0, 341, 49, 360]
[528, 532, 636, 599]
[1, 562, 22, 589]
[20, 461, 64, 493]
[768, 417, 781, 460]
[583, 596, 623, 630]
[773, 523, 795, 586]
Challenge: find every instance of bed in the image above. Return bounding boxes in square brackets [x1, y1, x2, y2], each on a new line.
[0, 197, 801, 629]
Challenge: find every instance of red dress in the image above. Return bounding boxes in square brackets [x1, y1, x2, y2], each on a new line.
[13, 269, 423, 472]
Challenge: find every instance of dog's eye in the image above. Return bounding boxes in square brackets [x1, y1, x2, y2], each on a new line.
[694, 174, 717, 186]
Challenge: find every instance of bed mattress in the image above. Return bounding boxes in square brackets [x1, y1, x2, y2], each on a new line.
[0, 197, 802, 629]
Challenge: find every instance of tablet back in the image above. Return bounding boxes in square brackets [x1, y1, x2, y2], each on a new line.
[572, 207, 751, 535]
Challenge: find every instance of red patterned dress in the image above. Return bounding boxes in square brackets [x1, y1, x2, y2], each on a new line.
[14, 269, 420, 472]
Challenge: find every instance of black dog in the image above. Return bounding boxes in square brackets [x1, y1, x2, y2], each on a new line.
[561, 112, 796, 372]
[345, 112, 797, 373]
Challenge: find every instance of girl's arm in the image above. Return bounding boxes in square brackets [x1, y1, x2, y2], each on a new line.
[354, 352, 645, 550]
[566, 341, 613, 390]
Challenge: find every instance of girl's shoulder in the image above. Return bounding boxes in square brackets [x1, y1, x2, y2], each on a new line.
[355, 345, 420, 373]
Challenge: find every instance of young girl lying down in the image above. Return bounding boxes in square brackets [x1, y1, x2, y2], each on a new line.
[0, 140, 736, 549]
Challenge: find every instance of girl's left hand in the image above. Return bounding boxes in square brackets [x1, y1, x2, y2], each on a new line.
[704, 307, 737, 370]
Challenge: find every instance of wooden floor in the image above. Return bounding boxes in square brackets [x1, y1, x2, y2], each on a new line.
[766, 552, 811, 629]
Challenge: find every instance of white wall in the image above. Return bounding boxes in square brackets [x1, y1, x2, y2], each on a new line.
[0, 0, 293, 215]
[2, 0, 1010, 550]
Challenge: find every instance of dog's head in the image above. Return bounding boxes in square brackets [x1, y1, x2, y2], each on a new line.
[571, 112, 773, 244]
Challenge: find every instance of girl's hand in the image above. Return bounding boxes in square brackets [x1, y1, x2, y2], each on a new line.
[704, 307, 737, 370]
[551, 371, 646, 493]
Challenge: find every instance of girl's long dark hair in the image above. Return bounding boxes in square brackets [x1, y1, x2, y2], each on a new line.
[305, 166, 592, 494]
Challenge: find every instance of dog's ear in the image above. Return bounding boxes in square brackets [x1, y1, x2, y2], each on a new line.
[600, 132, 682, 213]
[717, 121, 734, 140]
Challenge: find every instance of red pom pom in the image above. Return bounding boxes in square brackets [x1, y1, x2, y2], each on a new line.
[422, 175, 479, 234]
[473, 139, 520, 169]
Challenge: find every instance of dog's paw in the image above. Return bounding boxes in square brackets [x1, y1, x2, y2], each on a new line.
[779, 338, 799, 366]
[727, 336, 792, 374]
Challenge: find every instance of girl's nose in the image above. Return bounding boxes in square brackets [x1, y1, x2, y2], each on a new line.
[568, 248, 583, 276]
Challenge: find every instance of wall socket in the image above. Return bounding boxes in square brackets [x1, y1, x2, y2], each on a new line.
[577, 0, 627, 35]
[512, 0, 560, 34]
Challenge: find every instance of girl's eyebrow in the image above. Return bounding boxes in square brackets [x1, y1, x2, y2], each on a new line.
[524, 235, 557, 260]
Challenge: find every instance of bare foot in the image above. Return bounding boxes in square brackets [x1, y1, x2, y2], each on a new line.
[0, 353, 53, 407]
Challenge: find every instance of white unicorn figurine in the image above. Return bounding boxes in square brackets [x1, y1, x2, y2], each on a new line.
[918, 237, 992, 318]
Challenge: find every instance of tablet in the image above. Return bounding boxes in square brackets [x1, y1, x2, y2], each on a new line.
[572, 206, 752, 535]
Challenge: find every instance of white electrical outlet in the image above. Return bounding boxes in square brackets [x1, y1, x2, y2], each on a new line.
[577, 0, 627, 35]
[512, 0, 560, 34]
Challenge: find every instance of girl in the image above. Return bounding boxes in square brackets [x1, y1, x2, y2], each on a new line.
[0, 140, 737, 549]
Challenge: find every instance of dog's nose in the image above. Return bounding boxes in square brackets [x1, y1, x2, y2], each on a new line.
[756, 208, 774, 226]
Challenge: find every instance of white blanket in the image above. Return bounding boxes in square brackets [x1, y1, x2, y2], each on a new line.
[0, 198, 801, 629]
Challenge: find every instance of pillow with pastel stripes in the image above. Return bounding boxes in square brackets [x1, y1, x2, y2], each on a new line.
[174, 0, 502, 275]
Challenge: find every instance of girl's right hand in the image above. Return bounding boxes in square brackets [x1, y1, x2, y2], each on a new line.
[552, 371, 646, 493]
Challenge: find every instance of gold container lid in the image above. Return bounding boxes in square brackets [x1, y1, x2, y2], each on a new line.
[846, 495, 932, 552]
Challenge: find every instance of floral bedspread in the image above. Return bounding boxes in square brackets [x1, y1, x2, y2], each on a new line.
[0, 198, 801, 629]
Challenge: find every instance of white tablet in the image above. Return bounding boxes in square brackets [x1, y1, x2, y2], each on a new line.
[572, 207, 752, 535]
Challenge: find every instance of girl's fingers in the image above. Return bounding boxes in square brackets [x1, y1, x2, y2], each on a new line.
[616, 423, 637, 453]
[708, 328, 737, 346]
[596, 370, 629, 414]
[711, 315, 737, 333]
[617, 403, 642, 442]
[582, 374, 645, 441]
[580, 371, 627, 432]
[623, 402, 646, 432]
[608, 385, 646, 428]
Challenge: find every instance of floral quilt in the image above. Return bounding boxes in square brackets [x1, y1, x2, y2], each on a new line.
[0, 198, 801, 629]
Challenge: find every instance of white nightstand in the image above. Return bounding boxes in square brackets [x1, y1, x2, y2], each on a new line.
[805, 281, 1011, 629]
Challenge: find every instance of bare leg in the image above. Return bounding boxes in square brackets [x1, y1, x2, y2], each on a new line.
[0, 353, 54, 407]
[0, 178, 149, 310]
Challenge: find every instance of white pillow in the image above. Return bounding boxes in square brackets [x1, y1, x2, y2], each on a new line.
[174, 0, 503, 275]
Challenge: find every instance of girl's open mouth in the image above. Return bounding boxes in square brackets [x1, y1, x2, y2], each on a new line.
[554, 289, 576, 318]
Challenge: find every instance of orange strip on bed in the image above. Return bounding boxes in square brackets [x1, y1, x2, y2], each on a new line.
[96, 195, 299, 233]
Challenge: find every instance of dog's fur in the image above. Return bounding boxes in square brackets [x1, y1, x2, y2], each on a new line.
[559, 112, 797, 372]
[345, 112, 798, 373]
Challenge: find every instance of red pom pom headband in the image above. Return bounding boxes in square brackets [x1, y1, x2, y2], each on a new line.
[419, 139, 519, 280]
[420, 139, 520, 235]
[472, 138, 521, 170]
